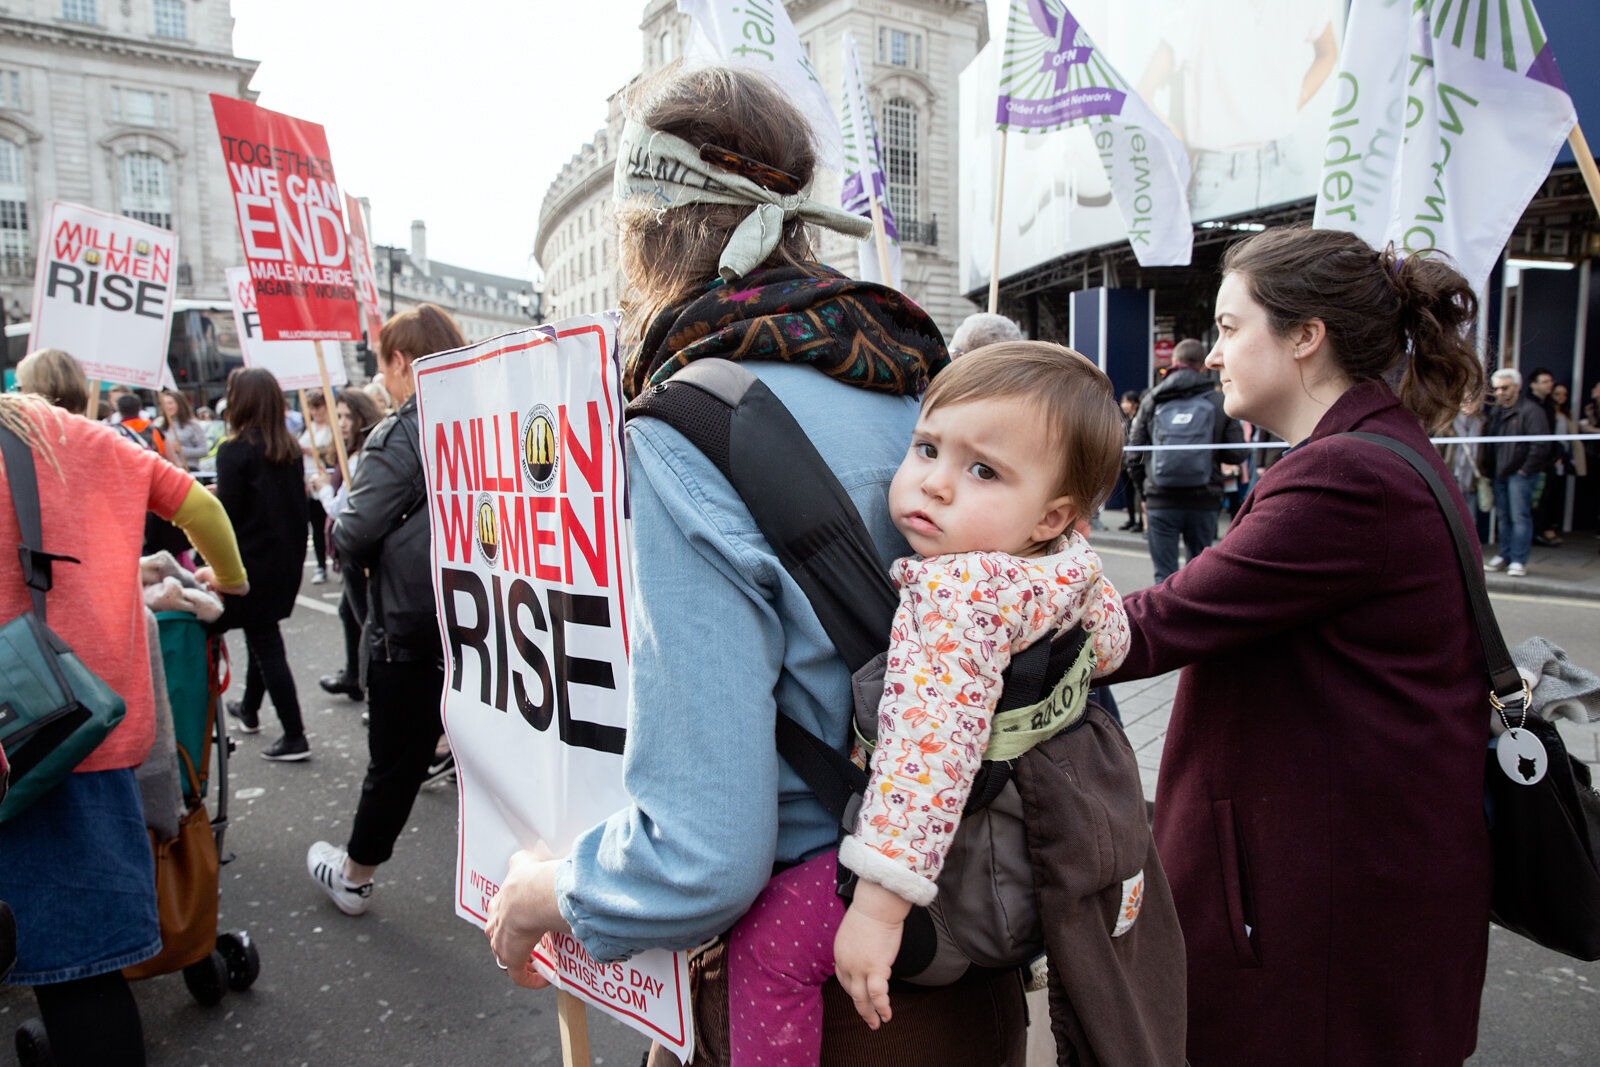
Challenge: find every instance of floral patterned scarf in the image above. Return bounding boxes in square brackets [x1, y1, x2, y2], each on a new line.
[624, 264, 948, 400]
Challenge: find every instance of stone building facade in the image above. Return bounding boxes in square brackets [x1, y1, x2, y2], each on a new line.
[371, 218, 539, 351]
[0, 0, 258, 321]
[534, 0, 988, 342]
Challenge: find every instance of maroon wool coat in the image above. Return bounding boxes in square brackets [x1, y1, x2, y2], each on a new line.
[1105, 382, 1492, 1066]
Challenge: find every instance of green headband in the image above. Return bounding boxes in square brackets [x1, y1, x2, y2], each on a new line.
[614, 119, 871, 282]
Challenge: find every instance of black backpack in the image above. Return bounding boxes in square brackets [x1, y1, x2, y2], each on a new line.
[1148, 391, 1218, 489]
[627, 358, 1102, 985]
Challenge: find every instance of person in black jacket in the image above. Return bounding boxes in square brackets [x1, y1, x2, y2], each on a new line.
[306, 303, 464, 916]
[216, 367, 311, 760]
[1127, 340, 1246, 581]
[1483, 367, 1553, 577]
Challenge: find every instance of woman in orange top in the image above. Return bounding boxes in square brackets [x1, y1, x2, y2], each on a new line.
[0, 392, 247, 1066]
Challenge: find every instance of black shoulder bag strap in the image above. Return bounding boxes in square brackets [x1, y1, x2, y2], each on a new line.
[0, 424, 80, 623]
[1339, 432, 1524, 705]
[627, 359, 1057, 823]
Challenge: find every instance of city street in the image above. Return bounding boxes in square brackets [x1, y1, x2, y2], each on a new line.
[2, 548, 1598, 1065]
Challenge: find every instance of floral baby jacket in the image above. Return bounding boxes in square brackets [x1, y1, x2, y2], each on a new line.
[837, 531, 1129, 905]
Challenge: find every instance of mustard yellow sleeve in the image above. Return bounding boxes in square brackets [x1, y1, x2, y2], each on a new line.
[169, 483, 248, 588]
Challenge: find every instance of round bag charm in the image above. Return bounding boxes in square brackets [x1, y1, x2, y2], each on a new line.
[1496, 727, 1548, 786]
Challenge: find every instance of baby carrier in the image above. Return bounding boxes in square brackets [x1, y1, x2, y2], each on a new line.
[627, 359, 1180, 993]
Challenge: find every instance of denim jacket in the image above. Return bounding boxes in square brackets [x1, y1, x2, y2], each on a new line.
[555, 362, 920, 962]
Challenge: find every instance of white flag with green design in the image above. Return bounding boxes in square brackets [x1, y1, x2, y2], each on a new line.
[996, 0, 1193, 266]
[840, 33, 901, 288]
[1312, 0, 1576, 293]
[678, 0, 843, 170]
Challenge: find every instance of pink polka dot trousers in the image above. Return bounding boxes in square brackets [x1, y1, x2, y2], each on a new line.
[727, 850, 847, 1065]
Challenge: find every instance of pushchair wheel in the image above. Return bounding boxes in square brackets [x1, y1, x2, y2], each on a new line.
[14, 1018, 52, 1067]
[182, 950, 229, 1006]
[217, 930, 260, 990]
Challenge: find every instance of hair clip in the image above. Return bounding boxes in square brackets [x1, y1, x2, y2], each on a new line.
[698, 143, 803, 196]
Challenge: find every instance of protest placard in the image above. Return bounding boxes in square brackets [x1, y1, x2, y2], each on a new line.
[344, 193, 385, 343]
[210, 94, 360, 342]
[414, 315, 691, 1061]
[28, 201, 177, 388]
[225, 267, 348, 392]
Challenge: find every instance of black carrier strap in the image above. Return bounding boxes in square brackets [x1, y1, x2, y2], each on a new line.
[628, 360, 898, 672]
[627, 359, 1066, 822]
[0, 424, 79, 623]
[1339, 433, 1523, 703]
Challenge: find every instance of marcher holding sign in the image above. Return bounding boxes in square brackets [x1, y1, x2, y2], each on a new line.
[29, 201, 178, 389]
[307, 304, 466, 917]
[485, 67, 1031, 1065]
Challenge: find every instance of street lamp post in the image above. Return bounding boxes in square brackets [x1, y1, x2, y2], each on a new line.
[387, 248, 400, 317]
[518, 282, 546, 326]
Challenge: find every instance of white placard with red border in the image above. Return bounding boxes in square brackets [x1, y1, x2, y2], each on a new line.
[225, 267, 348, 391]
[414, 316, 690, 1059]
[29, 201, 178, 388]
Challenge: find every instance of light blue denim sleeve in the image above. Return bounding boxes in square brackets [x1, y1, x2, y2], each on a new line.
[555, 416, 790, 963]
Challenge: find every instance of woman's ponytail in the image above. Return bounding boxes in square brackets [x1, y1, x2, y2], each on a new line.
[1391, 252, 1483, 433]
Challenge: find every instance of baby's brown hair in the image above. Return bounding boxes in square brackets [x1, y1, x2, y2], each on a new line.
[920, 342, 1124, 520]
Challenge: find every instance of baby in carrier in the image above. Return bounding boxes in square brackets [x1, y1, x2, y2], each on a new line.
[727, 342, 1131, 1061]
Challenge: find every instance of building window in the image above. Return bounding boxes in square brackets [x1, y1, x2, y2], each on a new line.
[882, 97, 920, 231]
[0, 141, 28, 277]
[879, 28, 922, 70]
[152, 0, 186, 39]
[0, 71, 21, 111]
[112, 87, 170, 127]
[61, 0, 97, 23]
[659, 30, 674, 65]
[120, 152, 172, 231]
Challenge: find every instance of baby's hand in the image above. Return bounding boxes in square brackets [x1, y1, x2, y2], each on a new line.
[834, 880, 911, 1030]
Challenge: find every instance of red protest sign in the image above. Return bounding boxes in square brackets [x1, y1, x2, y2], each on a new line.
[345, 193, 385, 343]
[210, 94, 360, 341]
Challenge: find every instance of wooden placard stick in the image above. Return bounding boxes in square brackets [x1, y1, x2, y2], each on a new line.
[86, 380, 100, 413]
[868, 198, 895, 287]
[1569, 124, 1600, 218]
[557, 990, 592, 1067]
[312, 343, 351, 486]
[988, 129, 1009, 314]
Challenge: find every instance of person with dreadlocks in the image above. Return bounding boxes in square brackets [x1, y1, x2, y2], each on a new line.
[0, 392, 247, 1065]
[485, 65, 1030, 1063]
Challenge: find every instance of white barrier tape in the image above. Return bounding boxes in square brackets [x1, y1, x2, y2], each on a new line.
[1123, 433, 1600, 452]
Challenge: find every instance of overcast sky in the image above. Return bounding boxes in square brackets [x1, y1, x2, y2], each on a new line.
[229, 1, 1012, 284]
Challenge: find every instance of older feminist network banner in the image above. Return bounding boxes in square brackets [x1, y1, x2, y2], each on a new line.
[29, 201, 177, 388]
[414, 317, 691, 1059]
[997, 0, 1192, 266]
[225, 268, 347, 393]
[210, 94, 360, 342]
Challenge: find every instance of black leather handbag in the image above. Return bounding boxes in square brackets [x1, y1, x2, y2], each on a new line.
[1343, 433, 1600, 961]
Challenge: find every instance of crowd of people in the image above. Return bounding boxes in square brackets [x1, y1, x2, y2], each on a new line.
[1105, 339, 1594, 586]
[0, 60, 1593, 1067]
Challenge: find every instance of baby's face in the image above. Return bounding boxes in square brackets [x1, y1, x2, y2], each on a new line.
[889, 396, 1073, 559]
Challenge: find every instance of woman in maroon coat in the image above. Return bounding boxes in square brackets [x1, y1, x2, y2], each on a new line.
[1106, 228, 1492, 1065]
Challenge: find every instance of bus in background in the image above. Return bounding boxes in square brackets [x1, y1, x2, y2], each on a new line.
[2, 298, 245, 410]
